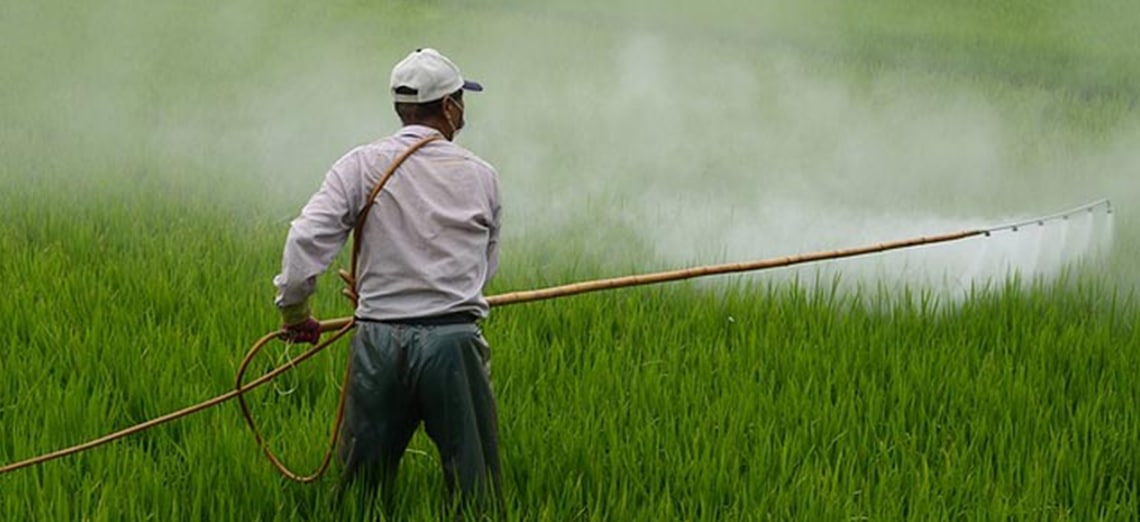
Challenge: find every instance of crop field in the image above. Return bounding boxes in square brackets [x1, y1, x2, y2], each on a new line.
[2, 1, 1139, 520]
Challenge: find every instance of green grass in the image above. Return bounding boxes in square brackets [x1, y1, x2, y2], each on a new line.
[3, 190, 1138, 520]
[3, 0, 1140, 520]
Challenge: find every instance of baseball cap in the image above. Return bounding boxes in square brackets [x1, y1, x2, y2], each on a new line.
[389, 48, 484, 103]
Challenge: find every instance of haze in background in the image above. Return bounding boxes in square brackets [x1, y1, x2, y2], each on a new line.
[3, 1, 1136, 298]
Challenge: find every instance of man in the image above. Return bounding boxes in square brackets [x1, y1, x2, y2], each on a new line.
[272, 48, 502, 511]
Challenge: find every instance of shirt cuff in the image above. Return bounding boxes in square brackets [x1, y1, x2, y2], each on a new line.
[279, 300, 312, 325]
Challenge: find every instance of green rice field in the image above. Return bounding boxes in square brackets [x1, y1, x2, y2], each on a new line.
[3, 1, 1139, 520]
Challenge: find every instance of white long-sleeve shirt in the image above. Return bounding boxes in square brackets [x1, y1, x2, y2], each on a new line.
[274, 125, 501, 321]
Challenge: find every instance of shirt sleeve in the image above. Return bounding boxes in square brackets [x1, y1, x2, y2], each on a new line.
[273, 151, 367, 310]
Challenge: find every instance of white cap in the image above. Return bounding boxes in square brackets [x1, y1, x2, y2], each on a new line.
[389, 48, 483, 103]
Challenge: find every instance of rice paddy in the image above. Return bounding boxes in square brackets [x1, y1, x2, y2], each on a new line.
[3, 1, 1139, 520]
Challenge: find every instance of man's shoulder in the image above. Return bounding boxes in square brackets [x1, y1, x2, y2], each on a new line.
[458, 149, 497, 175]
[331, 135, 403, 165]
[359, 134, 406, 155]
[444, 143, 496, 175]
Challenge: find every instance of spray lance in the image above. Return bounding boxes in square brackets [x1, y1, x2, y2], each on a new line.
[0, 196, 1115, 479]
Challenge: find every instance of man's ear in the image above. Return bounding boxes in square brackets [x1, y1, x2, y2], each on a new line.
[445, 95, 463, 112]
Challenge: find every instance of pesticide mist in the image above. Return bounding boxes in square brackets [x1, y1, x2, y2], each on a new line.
[461, 19, 1134, 301]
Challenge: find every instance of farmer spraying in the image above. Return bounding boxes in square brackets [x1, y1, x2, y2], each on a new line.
[273, 48, 502, 510]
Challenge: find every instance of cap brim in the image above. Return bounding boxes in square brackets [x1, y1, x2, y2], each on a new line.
[463, 80, 484, 92]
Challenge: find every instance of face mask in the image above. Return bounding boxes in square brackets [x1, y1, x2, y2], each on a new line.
[444, 96, 465, 137]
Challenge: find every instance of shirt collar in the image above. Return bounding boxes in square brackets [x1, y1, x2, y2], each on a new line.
[398, 124, 445, 139]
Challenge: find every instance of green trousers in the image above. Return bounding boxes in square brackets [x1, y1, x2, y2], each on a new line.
[337, 320, 501, 508]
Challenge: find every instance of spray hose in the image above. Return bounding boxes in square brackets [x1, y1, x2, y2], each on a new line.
[0, 198, 1112, 478]
[235, 133, 440, 482]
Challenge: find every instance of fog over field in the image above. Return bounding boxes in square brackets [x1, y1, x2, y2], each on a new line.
[4, 1, 1136, 296]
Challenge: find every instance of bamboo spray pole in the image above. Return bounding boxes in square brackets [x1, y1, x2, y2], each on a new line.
[319, 229, 985, 332]
[315, 196, 1111, 334]
[318, 198, 1109, 334]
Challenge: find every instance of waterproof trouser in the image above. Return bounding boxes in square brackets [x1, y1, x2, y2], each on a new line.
[337, 320, 501, 507]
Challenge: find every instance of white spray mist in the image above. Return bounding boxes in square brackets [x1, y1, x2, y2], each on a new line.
[460, 20, 1133, 301]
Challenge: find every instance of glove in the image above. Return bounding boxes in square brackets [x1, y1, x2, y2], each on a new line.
[279, 317, 321, 345]
[278, 301, 321, 345]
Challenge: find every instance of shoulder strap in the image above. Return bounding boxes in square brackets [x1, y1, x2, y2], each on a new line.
[343, 133, 442, 306]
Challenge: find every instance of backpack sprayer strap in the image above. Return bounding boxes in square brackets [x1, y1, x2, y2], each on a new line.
[341, 133, 444, 306]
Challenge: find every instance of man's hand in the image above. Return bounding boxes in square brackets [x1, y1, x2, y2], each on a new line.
[279, 317, 322, 345]
[278, 301, 320, 344]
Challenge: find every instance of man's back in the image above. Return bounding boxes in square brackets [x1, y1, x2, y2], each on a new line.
[352, 125, 500, 321]
[276, 124, 500, 322]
